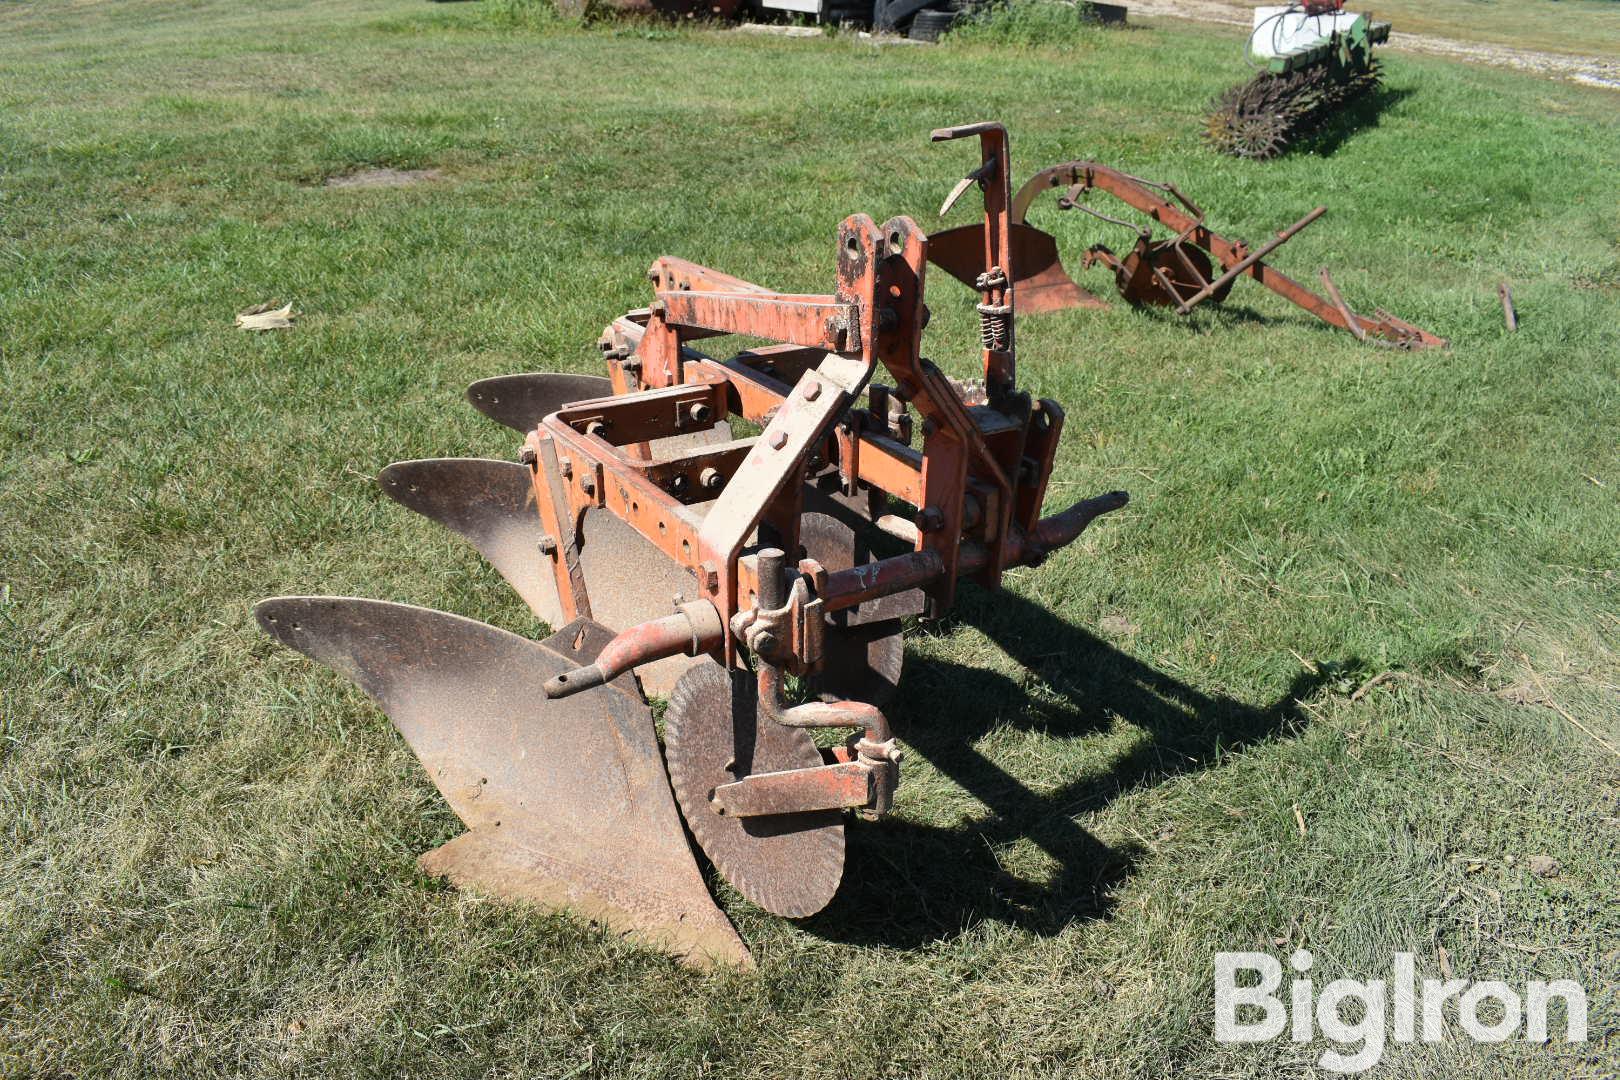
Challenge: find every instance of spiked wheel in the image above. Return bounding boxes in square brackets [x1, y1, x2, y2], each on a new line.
[1206, 78, 1296, 160]
[1225, 110, 1291, 160]
[663, 661, 845, 918]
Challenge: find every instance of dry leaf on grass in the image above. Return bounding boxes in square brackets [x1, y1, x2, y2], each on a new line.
[235, 302, 296, 331]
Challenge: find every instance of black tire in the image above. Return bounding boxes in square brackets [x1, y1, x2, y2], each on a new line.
[907, 6, 957, 40]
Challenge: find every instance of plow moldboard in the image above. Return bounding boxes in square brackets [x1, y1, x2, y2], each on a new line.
[254, 597, 751, 968]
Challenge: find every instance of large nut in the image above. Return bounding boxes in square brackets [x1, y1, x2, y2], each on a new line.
[750, 630, 780, 659]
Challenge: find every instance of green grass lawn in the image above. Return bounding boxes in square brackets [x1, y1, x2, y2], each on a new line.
[2, 1, 1617, 1076]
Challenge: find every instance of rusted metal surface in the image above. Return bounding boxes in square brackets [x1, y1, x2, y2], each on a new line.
[467, 373, 612, 434]
[662, 660, 845, 918]
[576, 508, 705, 696]
[711, 762, 875, 818]
[932, 158, 1445, 349]
[469, 371, 728, 458]
[799, 509, 908, 705]
[253, 598, 749, 968]
[544, 600, 723, 698]
[378, 458, 562, 628]
[256, 122, 1142, 966]
[928, 222, 1107, 316]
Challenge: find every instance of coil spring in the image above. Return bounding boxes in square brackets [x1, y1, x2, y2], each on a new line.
[977, 302, 1012, 352]
[974, 266, 1011, 353]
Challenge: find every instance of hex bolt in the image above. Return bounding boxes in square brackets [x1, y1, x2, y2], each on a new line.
[580, 476, 595, 497]
[768, 431, 789, 450]
[802, 380, 822, 402]
[585, 420, 607, 438]
[537, 536, 558, 556]
[669, 474, 690, 495]
[699, 467, 724, 491]
[917, 507, 945, 533]
[517, 445, 537, 468]
[687, 401, 713, 424]
[752, 631, 779, 659]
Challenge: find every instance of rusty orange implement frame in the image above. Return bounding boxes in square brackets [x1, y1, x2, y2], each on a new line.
[524, 125, 1127, 693]
[930, 159, 1446, 349]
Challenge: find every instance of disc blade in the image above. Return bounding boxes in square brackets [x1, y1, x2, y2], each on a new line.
[467, 373, 613, 433]
[379, 459, 562, 628]
[254, 596, 750, 968]
[664, 660, 845, 918]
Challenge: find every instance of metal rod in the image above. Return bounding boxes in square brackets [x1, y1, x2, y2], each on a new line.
[1498, 282, 1518, 331]
[1175, 206, 1327, 314]
[1318, 267, 1367, 341]
[756, 547, 788, 610]
[542, 602, 724, 699]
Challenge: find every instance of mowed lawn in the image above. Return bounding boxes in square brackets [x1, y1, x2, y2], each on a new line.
[2, 1, 1617, 1076]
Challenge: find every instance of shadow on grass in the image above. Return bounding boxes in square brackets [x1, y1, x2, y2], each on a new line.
[1294, 85, 1414, 159]
[804, 587, 1333, 949]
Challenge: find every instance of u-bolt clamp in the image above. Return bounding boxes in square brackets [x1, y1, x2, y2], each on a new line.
[747, 547, 902, 818]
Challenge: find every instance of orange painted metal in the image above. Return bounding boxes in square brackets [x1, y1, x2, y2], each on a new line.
[523, 124, 1134, 879]
[529, 127, 1135, 673]
[260, 125, 1150, 965]
[932, 158, 1445, 349]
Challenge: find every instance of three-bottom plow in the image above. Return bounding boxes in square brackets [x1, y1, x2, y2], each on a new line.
[256, 123, 1130, 968]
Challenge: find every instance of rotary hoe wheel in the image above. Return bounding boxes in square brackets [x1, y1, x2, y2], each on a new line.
[1205, 72, 1306, 160]
[1207, 56, 1381, 161]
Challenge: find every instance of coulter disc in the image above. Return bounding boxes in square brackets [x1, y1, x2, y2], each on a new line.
[663, 661, 846, 918]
